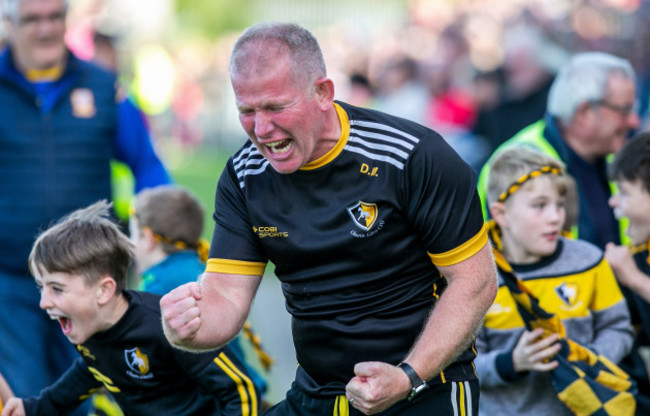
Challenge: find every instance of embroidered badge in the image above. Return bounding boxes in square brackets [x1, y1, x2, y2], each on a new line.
[555, 282, 578, 306]
[347, 201, 378, 231]
[124, 347, 153, 379]
[70, 88, 96, 118]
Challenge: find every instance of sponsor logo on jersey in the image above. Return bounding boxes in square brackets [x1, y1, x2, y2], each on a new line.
[555, 282, 578, 306]
[70, 88, 96, 118]
[77, 344, 96, 360]
[125, 347, 154, 379]
[252, 226, 288, 238]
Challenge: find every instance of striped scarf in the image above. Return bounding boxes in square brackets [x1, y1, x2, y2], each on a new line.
[488, 221, 637, 415]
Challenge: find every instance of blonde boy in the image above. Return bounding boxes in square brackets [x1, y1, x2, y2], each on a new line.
[130, 185, 208, 294]
[475, 146, 633, 415]
[129, 185, 270, 404]
[2, 201, 259, 416]
[604, 132, 650, 413]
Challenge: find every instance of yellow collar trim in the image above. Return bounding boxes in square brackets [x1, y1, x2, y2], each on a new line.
[25, 66, 63, 82]
[301, 102, 349, 170]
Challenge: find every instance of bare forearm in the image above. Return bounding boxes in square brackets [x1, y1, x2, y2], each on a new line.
[178, 293, 247, 351]
[620, 270, 650, 303]
[405, 244, 497, 379]
[0, 372, 13, 403]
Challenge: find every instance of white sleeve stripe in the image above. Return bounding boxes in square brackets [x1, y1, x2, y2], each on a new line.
[344, 144, 405, 169]
[350, 119, 420, 144]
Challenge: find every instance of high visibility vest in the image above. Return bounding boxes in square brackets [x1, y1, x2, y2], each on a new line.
[477, 120, 629, 244]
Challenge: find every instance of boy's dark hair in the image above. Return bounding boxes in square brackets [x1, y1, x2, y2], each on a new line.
[609, 132, 650, 193]
[29, 200, 133, 292]
[133, 185, 204, 255]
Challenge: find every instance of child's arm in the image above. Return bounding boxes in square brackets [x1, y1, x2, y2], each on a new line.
[178, 345, 261, 416]
[586, 256, 634, 362]
[1, 398, 24, 416]
[21, 359, 102, 415]
[0, 372, 13, 407]
[605, 243, 650, 302]
[476, 325, 560, 389]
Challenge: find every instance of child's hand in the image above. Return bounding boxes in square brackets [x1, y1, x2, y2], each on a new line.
[160, 282, 203, 348]
[512, 328, 561, 373]
[2, 398, 25, 416]
[605, 243, 640, 288]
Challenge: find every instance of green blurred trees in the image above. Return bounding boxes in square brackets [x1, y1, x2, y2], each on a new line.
[175, 0, 257, 39]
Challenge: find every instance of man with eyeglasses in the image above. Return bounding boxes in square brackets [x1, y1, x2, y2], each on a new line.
[0, 0, 171, 410]
[477, 51, 640, 250]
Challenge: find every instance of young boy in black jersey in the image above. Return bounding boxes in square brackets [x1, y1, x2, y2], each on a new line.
[604, 132, 650, 413]
[476, 146, 633, 415]
[1, 201, 260, 416]
[130, 185, 271, 408]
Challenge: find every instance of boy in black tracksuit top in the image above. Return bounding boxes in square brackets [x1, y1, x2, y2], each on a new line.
[1, 201, 260, 416]
[605, 133, 650, 415]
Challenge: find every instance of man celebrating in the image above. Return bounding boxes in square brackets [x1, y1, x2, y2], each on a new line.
[161, 22, 496, 415]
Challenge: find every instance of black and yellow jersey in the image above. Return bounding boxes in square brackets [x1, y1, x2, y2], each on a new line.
[22, 291, 260, 416]
[475, 238, 633, 416]
[619, 247, 650, 413]
[208, 101, 487, 396]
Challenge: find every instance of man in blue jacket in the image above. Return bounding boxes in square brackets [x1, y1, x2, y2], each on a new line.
[0, 0, 171, 407]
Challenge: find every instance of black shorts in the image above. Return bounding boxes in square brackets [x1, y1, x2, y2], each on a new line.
[264, 380, 479, 415]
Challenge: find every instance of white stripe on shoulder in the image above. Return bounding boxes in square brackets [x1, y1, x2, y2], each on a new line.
[347, 135, 410, 159]
[345, 145, 405, 169]
[347, 119, 420, 170]
[232, 144, 270, 189]
[350, 120, 420, 145]
[232, 144, 258, 165]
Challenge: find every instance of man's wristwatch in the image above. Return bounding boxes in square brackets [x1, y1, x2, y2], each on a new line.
[397, 362, 429, 402]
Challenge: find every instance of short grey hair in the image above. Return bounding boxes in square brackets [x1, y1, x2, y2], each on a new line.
[230, 22, 326, 88]
[547, 52, 636, 122]
[3, 0, 69, 22]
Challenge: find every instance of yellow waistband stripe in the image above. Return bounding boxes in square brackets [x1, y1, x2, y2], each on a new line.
[333, 395, 350, 416]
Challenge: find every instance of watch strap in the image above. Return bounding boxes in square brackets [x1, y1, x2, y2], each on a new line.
[397, 362, 429, 402]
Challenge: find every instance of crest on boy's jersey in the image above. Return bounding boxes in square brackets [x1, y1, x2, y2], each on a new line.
[125, 347, 151, 378]
[554, 282, 578, 306]
[347, 201, 378, 231]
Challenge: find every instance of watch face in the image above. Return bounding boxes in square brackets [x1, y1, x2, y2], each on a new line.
[408, 383, 429, 402]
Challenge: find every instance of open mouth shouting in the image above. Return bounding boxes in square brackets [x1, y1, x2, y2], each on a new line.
[264, 139, 293, 155]
[50, 313, 73, 335]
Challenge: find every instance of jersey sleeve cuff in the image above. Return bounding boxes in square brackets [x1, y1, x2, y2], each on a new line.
[428, 222, 488, 267]
[495, 350, 526, 382]
[206, 258, 266, 276]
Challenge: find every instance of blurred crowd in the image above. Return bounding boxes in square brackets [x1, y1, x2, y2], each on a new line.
[3, 0, 650, 408]
[12, 0, 648, 172]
